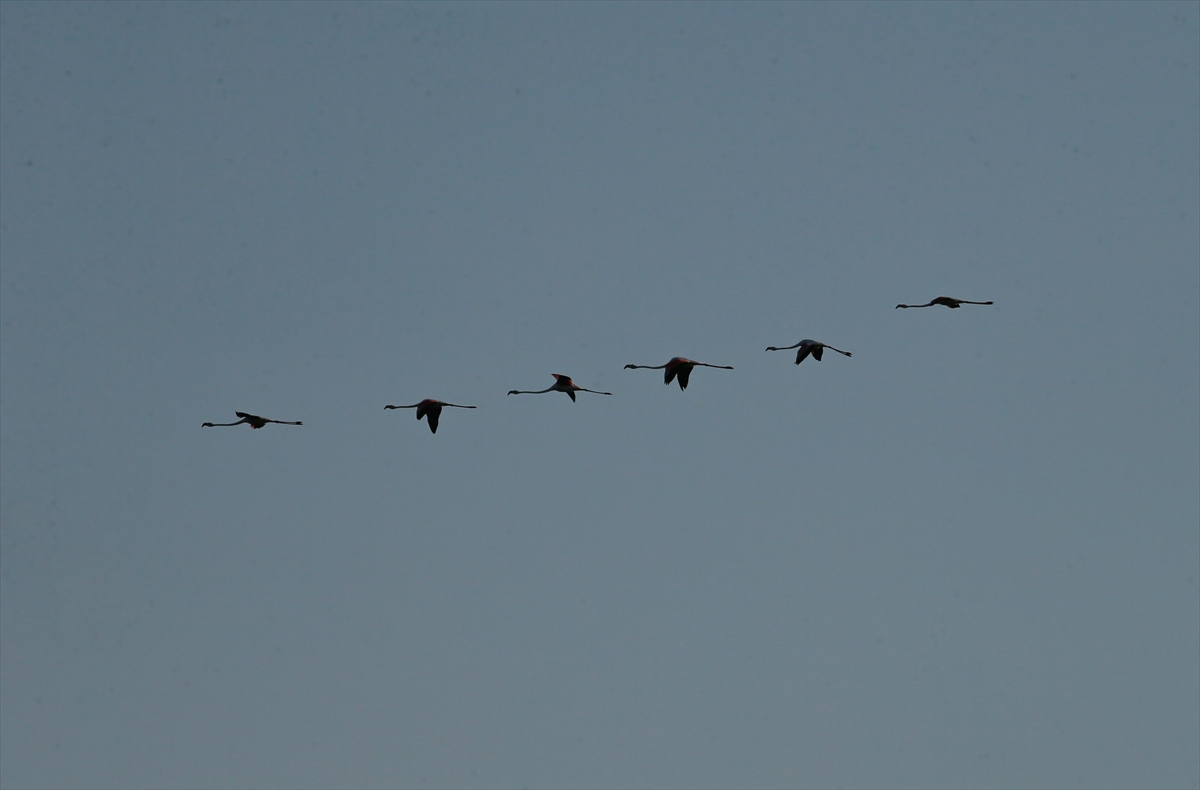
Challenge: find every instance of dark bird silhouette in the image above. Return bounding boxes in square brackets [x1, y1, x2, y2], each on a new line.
[765, 339, 852, 365]
[895, 296, 993, 309]
[507, 374, 612, 402]
[202, 411, 302, 429]
[623, 357, 733, 390]
[384, 399, 476, 434]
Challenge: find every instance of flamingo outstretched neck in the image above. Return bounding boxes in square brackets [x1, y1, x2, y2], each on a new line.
[384, 399, 476, 434]
[895, 296, 993, 309]
[623, 357, 733, 390]
[765, 339, 852, 365]
[202, 411, 302, 429]
[507, 374, 612, 402]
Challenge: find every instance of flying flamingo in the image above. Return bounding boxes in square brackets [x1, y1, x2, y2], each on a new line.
[202, 411, 302, 429]
[623, 357, 733, 390]
[507, 374, 612, 402]
[895, 296, 993, 309]
[384, 399, 476, 434]
[765, 339, 852, 365]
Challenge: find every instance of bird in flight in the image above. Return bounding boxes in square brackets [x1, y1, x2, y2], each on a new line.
[202, 411, 302, 429]
[765, 339, 853, 365]
[623, 357, 733, 390]
[895, 296, 993, 309]
[508, 374, 612, 402]
[384, 399, 476, 434]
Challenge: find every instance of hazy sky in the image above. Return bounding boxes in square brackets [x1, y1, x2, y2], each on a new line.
[2, 2, 1198, 788]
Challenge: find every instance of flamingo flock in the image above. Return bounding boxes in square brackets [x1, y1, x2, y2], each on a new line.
[202, 296, 992, 434]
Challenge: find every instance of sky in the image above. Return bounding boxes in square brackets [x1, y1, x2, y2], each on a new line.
[1, 2, 1198, 788]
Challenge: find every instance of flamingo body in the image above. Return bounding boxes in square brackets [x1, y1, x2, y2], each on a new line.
[765, 339, 853, 365]
[623, 357, 734, 390]
[895, 296, 993, 309]
[507, 373, 612, 402]
[384, 399, 476, 434]
[202, 411, 302, 429]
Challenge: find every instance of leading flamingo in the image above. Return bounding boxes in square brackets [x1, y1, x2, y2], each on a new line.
[623, 357, 733, 390]
[507, 374, 612, 402]
[895, 296, 993, 309]
[384, 399, 476, 434]
[765, 339, 852, 365]
[202, 411, 302, 429]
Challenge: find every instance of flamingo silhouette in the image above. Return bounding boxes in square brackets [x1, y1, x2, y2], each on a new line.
[384, 399, 476, 434]
[507, 374, 612, 402]
[623, 357, 733, 390]
[765, 339, 852, 365]
[895, 296, 993, 309]
[202, 411, 302, 429]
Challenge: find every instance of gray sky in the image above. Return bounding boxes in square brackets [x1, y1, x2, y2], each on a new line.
[1, 2, 1197, 788]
